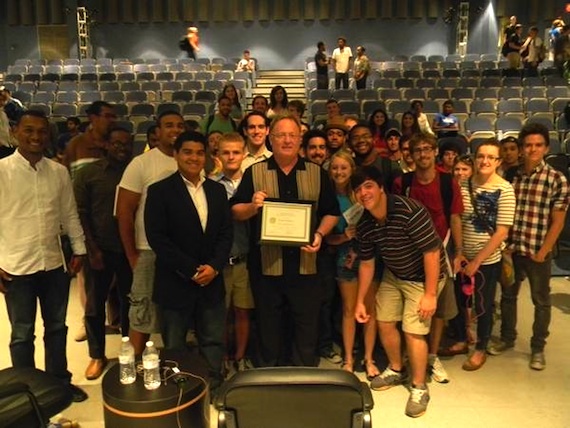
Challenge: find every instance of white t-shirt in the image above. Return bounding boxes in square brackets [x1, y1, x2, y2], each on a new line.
[332, 47, 353, 73]
[118, 148, 177, 250]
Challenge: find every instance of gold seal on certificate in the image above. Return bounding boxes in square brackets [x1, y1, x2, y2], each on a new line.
[260, 199, 315, 246]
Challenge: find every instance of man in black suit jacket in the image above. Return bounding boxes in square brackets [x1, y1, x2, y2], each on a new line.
[145, 131, 232, 388]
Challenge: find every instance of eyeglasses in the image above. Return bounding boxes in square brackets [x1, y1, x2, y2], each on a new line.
[475, 154, 500, 161]
[411, 146, 434, 154]
[272, 132, 299, 140]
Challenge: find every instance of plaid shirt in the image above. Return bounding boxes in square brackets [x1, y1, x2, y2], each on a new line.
[510, 161, 569, 256]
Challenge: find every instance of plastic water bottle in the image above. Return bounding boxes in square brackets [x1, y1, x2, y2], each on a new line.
[142, 340, 161, 390]
[118, 336, 136, 385]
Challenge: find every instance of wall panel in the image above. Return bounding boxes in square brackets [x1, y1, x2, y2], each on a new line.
[227, 0, 239, 22]
[396, 0, 409, 19]
[35, 0, 49, 25]
[318, 1, 330, 20]
[243, 0, 255, 21]
[104, 0, 120, 24]
[151, 0, 165, 23]
[167, 0, 180, 22]
[258, 0, 269, 21]
[380, 0, 393, 19]
[50, 0, 65, 25]
[427, 0, 439, 19]
[7, 0, 20, 26]
[289, 0, 301, 20]
[19, 0, 34, 25]
[120, 0, 135, 24]
[333, 0, 345, 20]
[182, 0, 194, 22]
[411, 1, 424, 19]
[137, 2, 150, 23]
[196, 0, 209, 22]
[304, 0, 316, 20]
[364, 0, 377, 19]
[349, 0, 361, 20]
[273, 0, 285, 21]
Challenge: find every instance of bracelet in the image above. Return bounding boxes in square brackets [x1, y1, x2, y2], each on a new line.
[315, 231, 324, 239]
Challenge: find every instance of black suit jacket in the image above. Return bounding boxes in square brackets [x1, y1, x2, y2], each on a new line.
[145, 172, 233, 309]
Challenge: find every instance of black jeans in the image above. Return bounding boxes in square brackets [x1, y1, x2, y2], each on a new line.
[355, 77, 367, 90]
[4, 267, 72, 383]
[335, 73, 349, 89]
[500, 254, 552, 352]
[317, 74, 329, 90]
[84, 251, 132, 359]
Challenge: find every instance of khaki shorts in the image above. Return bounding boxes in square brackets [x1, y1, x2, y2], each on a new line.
[128, 250, 161, 334]
[435, 276, 458, 321]
[375, 269, 446, 335]
[223, 261, 254, 310]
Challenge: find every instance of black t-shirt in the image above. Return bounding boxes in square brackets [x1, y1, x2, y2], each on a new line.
[507, 33, 522, 53]
[315, 51, 328, 76]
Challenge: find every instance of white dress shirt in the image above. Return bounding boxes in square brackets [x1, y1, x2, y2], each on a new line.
[181, 174, 208, 232]
[0, 151, 86, 275]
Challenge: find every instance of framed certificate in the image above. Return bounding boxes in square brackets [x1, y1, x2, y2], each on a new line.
[259, 199, 315, 246]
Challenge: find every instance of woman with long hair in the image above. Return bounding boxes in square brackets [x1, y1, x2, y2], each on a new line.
[368, 108, 390, 157]
[400, 110, 421, 139]
[267, 85, 288, 118]
[222, 83, 243, 120]
[451, 140, 515, 371]
[325, 150, 379, 379]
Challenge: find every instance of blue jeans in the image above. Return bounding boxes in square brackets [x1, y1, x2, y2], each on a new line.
[500, 254, 552, 352]
[3, 267, 72, 383]
[160, 297, 225, 385]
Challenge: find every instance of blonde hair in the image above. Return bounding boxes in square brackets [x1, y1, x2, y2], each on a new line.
[328, 149, 357, 203]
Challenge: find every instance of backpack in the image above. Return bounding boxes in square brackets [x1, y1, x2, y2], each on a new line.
[178, 37, 189, 51]
[401, 172, 454, 225]
[501, 41, 509, 57]
[205, 114, 237, 134]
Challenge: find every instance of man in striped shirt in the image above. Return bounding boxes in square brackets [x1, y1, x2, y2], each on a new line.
[352, 166, 447, 418]
[489, 123, 569, 370]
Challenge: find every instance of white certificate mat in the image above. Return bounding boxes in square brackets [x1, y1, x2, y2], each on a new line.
[259, 200, 314, 246]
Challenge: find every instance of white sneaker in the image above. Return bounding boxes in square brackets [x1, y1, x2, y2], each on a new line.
[223, 360, 236, 379]
[428, 355, 449, 383]
[236, 357, 254, 372]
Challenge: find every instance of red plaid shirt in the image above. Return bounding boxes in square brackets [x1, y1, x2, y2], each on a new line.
[510, 161, 569, 256]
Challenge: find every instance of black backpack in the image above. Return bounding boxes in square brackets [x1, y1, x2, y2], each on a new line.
[401, 172, 454, 225]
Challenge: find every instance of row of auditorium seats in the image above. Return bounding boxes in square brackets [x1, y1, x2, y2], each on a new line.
[304, 53, 533, 64]
[307, 86, 570, 101]
[309, 98, 570, 122]
[0, 80, 249, 95]
[3, 70, 252, 84]
[13, 56, 249, 67]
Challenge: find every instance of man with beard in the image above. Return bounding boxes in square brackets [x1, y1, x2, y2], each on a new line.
[302, 130, 328, 166]
[73, 126, 134, 380]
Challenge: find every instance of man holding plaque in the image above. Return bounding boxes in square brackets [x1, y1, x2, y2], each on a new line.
[231, 115, 340, 367]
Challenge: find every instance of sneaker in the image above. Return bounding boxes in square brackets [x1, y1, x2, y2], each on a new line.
[486, 339, 514, 356]
[529, 352, 546, 370]
[235, 357, 254, 372]
[321, 349, 343, 365]
[405, 386, 430, 418]
[428, 355, 449, 384]
[370, 367, 408, 391]
[69, 384, 88, 403]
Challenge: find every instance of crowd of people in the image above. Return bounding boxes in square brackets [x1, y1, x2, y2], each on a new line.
[0, 92, 567, 419]
[1, 26, 569, 419]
